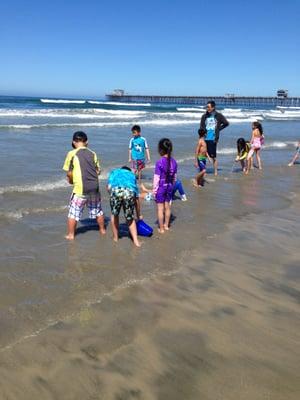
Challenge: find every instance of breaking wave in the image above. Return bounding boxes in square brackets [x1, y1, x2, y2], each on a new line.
[40, 98, 86, 104]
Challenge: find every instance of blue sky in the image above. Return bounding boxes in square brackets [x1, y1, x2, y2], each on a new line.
[1, 0, 300, 97]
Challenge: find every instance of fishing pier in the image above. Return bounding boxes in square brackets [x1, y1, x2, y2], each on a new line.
[106, 90, 300, 107]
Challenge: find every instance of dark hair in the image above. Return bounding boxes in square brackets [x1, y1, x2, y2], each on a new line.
[121, 165, 132, 172]
[158, 138, 173, 183]
[73, 131, 88, 142]
[252, 121, 263, 135]
[131, 125, 141, 133]
[198, 128, 206, 138]
[207, 100, 216, 108]
[237, 137, 247, 155]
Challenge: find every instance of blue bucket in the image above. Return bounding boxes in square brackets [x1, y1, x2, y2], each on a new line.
[137, 220, 153, 237]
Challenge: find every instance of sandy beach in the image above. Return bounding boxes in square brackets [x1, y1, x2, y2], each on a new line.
[0, 165, 299, 399]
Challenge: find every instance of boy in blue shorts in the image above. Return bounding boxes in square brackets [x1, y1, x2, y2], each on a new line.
[193, 128, 211, 187]
[63, 131, 106, 240]
[128, 125, 150, 181]
[107, 166, 141, 247]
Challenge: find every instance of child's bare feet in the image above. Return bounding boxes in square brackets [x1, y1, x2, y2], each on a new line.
[65, 234, 75, 240]
[100, 228, 106, 235]
[133, 240, 142, 247]
[158, 228, 165, 234]
[163, 225, 170, 231]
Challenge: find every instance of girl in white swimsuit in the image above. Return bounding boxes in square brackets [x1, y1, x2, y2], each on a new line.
[246, 121, 264, 174]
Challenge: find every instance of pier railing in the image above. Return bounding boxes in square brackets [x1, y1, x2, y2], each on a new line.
[106, 94, 300, 107]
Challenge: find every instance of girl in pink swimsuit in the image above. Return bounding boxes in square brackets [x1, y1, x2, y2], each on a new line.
[246, 121, 264, 174]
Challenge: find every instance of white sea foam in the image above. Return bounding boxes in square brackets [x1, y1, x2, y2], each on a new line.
[0, 109, 144, 119]
[0, 210, 24, 220]
[0, 119, 201, 129]
[88, 100, 151, 106]
[263, 111, 300, 119]
[0, 205, 68, 220]
[0, 122, 132, 129]
[143, 119, 198, 126]
[92, 109, 147, 115]
[227, 117, 263, 123]
[0, 179, 69, 194]
[152, 112, 204, 118]
[223, 108, 242, 113]
[265, 141, 288, 148]
[277, 106, 300, 110]
[40, 98, 86, 104]
[177, 107, 205, 112]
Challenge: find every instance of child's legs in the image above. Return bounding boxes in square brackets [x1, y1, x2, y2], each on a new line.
[157, 203, 165, 231]
[123, 192, 141, 246]
[172, 181, 180, 198]
[255, 149, 262, 169]
[196, 160, 206, 185]
[66, 194, 85, 239]
[88, 193, 106, 234]
[66, 218, 77, 239]
[196, 170, 205, 186]
[137, 159, 145, 181]
[176, 180, 185, 196]
[137, 169, 142, 182]
[96, 215, 106, 234]
[111, 215, 119, 242]
[109, 191, 122, 241]
[213, 158, 218, 175]
[240, 159, 246, 171]
[246, 150, 254, 173]
[164, 201, 171, 229]
[127, 219, 141, 247]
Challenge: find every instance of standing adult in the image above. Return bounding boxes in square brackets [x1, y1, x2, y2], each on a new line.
[200, 100, 229, 176]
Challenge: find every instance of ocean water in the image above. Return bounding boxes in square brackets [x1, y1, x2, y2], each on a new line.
[0, 96, 300, 198]
[1, 96, 300, 399]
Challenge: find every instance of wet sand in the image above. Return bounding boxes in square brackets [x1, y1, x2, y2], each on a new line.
[0, 167, 300, 399]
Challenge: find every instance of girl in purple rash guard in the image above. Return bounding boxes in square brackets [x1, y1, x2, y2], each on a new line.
[153, 138, 177, 233]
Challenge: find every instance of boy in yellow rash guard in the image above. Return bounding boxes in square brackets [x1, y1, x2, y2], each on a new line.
[63, 131, 106, 240]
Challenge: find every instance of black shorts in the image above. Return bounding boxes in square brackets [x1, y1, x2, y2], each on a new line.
[206, 140, 217, 159]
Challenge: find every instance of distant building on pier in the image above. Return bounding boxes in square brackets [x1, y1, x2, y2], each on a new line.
[277, 89, 288, 99]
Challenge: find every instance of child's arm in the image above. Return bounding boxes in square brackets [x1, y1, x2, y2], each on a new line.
[128, 139, 133, 162]
[194, 140, 201, 167]
[63, 152, 74, 184]
[153, 174, 160, 194]
[140, 182, 151, 193]
[135, 197, 143, 220]
[146, 148, 151, 162]
[66, 171, 73, 184]
[206, 152, 212, 163]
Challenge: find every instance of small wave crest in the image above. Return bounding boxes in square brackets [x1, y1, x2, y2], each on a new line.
[40, 98, 86, 104]
[177, 107, 205, 112]
[0, 179, 68, 195]
[88, 101, 151, 106]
